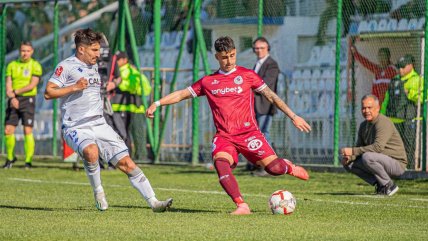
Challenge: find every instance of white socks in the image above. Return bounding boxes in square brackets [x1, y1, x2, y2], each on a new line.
[83, 160, 104, 194]
[84, 161, 159, 208]
[128, 167, 158, 207]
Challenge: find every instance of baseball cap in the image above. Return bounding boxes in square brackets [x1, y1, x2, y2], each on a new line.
[396, 54, 414, 68]
[115, 51, 128, 59]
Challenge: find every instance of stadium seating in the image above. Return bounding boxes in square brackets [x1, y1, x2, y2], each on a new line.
[306, 46, 321, 66]
[387, 18, 398, 31]
[408, 18, 418, 30]
[367, 20, 378, 32]
[353, 16, 426, 33]
[377, 19, 388, 32]
[319, 45, 335, 66]
[397, 18, 409, 31]
[357, 20, 369, 33]
[417, 17, 425, 29]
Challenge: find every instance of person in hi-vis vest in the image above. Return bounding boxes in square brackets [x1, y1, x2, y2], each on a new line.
[110, 51, 152, 156]
[380, 54, 424, 165]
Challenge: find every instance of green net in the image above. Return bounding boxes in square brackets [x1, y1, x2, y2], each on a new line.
[347, 0, 426, 170]
[1, 0, 427, 169]
[1, 1, 117, 156]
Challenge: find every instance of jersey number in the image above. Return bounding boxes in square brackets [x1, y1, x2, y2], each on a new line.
[67, 130, 79, 144]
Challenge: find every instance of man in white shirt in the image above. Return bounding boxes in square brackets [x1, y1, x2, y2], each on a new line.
[44, 28, 172, 212]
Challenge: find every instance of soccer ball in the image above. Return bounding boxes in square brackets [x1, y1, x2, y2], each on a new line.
[269, 190, 296, 215]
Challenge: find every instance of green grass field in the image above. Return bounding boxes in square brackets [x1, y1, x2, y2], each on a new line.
[1, 161, 427, 240]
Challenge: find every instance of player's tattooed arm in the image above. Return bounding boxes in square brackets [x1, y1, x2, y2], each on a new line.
[260, 86, 294, 117]
[260, 87, 312, 133]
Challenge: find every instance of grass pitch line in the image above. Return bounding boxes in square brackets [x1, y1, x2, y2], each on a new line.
[10, 178, 122, 188]
[9, 178, 428, 209]
[410, 198, 428, 202]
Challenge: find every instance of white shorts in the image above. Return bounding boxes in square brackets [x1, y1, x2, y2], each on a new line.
[62, 117, 129, 165]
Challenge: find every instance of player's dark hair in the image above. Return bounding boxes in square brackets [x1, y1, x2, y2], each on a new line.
[20, 41, 33, 48]
[252, 36, 271, 51]
[214, 36, 235, 53]
[378, 47, 390, 59]
[74, 28, 103, 47]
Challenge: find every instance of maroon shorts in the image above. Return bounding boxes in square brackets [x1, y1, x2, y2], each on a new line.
[211, 131, 276, 168]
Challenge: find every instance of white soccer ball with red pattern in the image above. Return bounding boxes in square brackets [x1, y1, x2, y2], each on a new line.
[269, 190, 296, 215]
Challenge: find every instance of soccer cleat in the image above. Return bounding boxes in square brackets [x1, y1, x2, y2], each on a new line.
[3, 157, 17, 169]
[151, 198, 173, 212]
[378, 182, 399, 196]
[284, 159, 309, 181]
[24, 162, 32, 170]
[231, 203, 251, 215]
[94, 192, 108, 211]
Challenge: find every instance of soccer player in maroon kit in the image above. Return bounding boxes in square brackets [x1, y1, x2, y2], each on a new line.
[146, 36, 311, 215]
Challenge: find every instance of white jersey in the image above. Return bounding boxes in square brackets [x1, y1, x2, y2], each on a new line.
[49, 55, 103, 127]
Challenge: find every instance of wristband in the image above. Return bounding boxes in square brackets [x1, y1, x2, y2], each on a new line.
[154, 101, 161, 107]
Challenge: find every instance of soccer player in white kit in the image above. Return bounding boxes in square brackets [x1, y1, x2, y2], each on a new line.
[44, 28, 172, 212]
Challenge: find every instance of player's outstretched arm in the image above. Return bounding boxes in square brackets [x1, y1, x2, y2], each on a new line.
[44, 77, 88, 100]
[146, 88, 192, 119]
[260, 86, 311, 133]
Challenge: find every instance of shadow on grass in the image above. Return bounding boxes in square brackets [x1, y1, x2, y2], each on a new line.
[0, 205, 55, 211]
[0, 205, 87, 212]
[111, 205, 217, 213]
[172, 170, 216, 175]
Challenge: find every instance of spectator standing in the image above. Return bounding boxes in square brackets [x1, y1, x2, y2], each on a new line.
[351, 45, 397, 104]
[110, 51, 152, 156]
[380, 54, 424, 165]
[249, 37, 279, 176]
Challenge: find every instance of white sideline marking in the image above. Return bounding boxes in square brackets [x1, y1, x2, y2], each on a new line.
[9, 178, 428, 209]
[410, 198, 428, 202]
[309, 199, 428, 209]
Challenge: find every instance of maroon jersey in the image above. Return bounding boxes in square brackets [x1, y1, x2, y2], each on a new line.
[354, 50, 398, 104]
[188, 66, 267, 136]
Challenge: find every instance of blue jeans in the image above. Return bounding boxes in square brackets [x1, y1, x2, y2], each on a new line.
[256, 113, 273, 143]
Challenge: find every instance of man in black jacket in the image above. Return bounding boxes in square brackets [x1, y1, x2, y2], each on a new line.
[250, 37, 280, 175]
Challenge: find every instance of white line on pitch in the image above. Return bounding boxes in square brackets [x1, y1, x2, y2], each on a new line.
[9, 178, 427, 209]
[410, 198, 428, 202]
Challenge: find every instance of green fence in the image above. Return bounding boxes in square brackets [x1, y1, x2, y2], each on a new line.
[0, 0, 427, 171]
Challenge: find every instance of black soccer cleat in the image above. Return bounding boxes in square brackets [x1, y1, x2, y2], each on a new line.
[3, 157, 17, 169]
[24, 162, 33, 170]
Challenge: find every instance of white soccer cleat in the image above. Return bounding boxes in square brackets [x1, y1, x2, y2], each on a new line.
[94, 192, 108, 211]
[151, 198, 173, 212]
